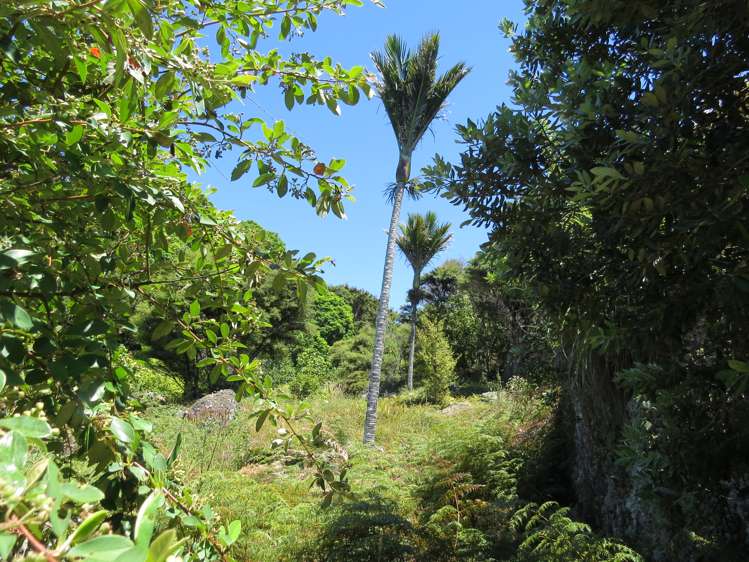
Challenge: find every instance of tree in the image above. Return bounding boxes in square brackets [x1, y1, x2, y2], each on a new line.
[424, 1, 749, 558]
[363, 34, 469, 444]
[0, 0, 374, 558]
[397, 212, 452, 390]
[312, 290, 355, 345]
[421, 259, 465, 312]
[330, 284, 379, 327]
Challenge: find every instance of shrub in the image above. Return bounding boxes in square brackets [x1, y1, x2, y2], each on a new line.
[416, 318, 456, 404]
[290, 349, 331, 398]
[329, 323, 407, 394]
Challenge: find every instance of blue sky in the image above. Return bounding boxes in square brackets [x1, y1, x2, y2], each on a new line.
[201, 0, 527, 306]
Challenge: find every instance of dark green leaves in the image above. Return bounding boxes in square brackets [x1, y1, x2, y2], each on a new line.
[0, 301, 33, 330]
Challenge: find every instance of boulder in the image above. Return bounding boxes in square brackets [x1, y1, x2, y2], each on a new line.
[440, 402, 472, 416]
[184, 389, 237, 426]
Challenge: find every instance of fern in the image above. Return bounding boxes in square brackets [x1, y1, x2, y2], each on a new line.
[511, 502, 644, 562]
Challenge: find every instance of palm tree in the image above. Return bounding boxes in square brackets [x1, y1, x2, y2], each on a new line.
[363, 34, 470, 444]
[397, 212, 452, 391]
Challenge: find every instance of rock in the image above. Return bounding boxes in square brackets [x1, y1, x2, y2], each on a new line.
[184, 389, 237, 426]
[480, 391, 498, 402]
[440, 402, 472, 416]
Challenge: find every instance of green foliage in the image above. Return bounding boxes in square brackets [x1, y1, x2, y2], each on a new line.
[311, 290, 355, 345]
[330, 284, 379, 327]
[397, 212, 452, 301]
[314, 494, 416, 561]
[371, 34, 470, 156]
[0, 0, 375, 557]
[510, 502, 642, 562]
[289, 334, 332, 398]
[330, 323, 408, 393]
[423, 0, 749, 557]
[415, 318, 456, 404]
[114, 347, 183, 404]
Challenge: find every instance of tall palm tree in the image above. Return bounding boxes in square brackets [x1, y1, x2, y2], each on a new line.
[397, 212, 452, 391]
[363, 34, 470, 444]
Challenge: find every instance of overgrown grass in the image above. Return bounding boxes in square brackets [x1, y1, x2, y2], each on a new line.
[143, 378, 640, 561]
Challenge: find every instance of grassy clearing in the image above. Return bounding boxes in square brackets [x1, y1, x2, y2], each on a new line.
[143, 382, 557, 561]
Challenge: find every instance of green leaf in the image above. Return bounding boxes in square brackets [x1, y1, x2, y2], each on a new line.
[0, 430, 27, 468]
[189, 300, 200, 317]
[127, 0, 153, 38]
[253, 173, 274, 187]
[0, 533, 17, 559]
[280, 15, 291, 39]
[146, 530, 182, 562]
[0, 416, 52, 438]
[62, 482, 105, 504]
[0, 301, 33, 330]
[153, 71, 175, 101]
[590, 167, 624, 180]
[728, 359, 749, 373]
[231, 75, 256, 87]
[135, 491, 163, 547]
[231, 159, 252, 181]
[69, 510, 109, 546]
[0, 370, 5, 394]
[284, 88, 295, 110]
[277, 174, 288, 197]
[112, 546, 147, 562]
[166, 433, 181, 467]
[151, 320, 174, 341]
[255, 409, 270, 432]
[65, 125, 84, 146]
[69, 535, 134, 560]
[221, 520, 241, 546]
[109, 417, 136, 443]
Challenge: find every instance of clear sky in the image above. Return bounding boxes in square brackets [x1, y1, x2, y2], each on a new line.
[200, 0, 528, 306]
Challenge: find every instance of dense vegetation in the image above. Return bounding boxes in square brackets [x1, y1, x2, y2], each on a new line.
[1, 0, 747, 561]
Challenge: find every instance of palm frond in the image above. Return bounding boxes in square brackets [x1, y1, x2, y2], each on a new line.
[396, 211, 452, 274]
[371, 33, 471, 155]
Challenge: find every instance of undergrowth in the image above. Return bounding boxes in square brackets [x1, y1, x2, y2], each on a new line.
[142, 372, 642, 561]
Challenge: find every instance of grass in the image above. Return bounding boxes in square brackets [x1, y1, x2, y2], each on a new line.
[145, 377, 560, 561]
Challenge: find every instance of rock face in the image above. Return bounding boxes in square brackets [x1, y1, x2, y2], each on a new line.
[184, 389, 237, 425]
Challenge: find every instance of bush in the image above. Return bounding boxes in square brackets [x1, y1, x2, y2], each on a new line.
[290, 349, 331, 398]
[416, 318, 456, 404]
[329, 323, 408, 394]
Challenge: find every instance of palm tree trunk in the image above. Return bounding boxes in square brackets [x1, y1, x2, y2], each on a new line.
[363, 155, 410, 444]
[406, 270, 420, 391]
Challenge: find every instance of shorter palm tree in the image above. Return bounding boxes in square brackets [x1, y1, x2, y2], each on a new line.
[396, 211, 452, 391]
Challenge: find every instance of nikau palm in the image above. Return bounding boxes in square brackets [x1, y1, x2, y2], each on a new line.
[397, 212, 452, 391]
[363, 34, 469, 444]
